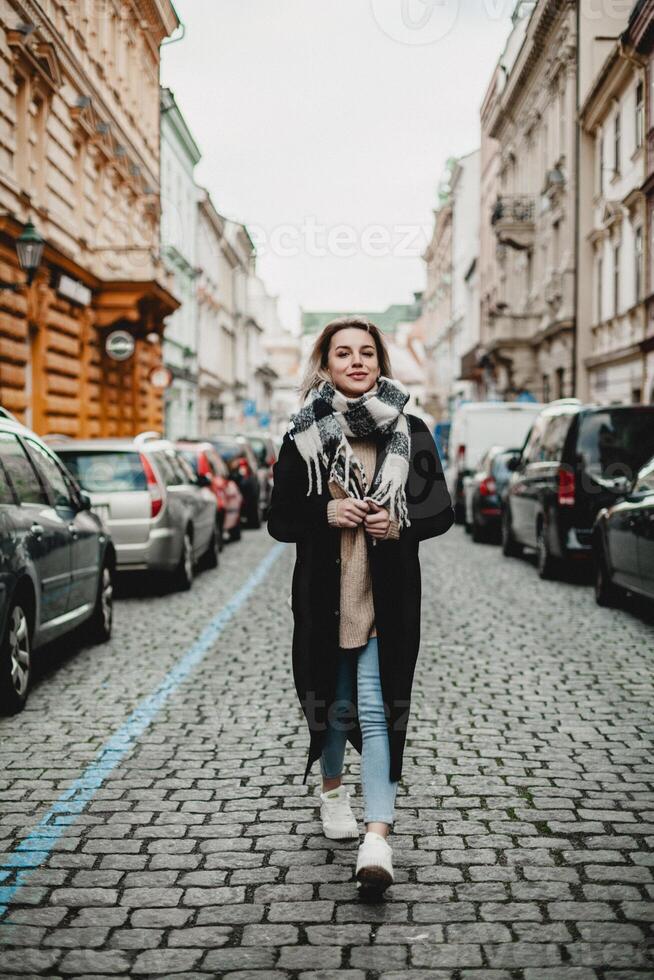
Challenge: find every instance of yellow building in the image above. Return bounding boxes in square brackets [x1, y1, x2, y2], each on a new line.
[0, 0, 179, 436]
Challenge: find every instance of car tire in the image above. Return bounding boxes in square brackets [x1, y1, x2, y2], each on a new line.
[536, 523, 559, 580]
[246, 499, 261, 530]
[85, 561, 114, 644]
[217, 515, 225, 553]
[172, 528, 194, 591]
[471, 519, 486, 543]
[0, 600, 32, 715]
[594, 549, 621, 607]
[501, 509, 522, 558]
[454, 502, 466, 525]
[202, 522, 221, 570]
[228, 523, 242, 543]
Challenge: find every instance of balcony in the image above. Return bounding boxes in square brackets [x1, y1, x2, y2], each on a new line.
[491, 195, 535, 251]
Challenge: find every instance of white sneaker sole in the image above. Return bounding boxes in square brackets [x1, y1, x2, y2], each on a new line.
[322, 822, 359, 840]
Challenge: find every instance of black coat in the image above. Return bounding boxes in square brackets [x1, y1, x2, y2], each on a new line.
[267, 413, 454, 784]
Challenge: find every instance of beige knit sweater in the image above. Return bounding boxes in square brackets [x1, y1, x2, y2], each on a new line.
[325, 437, 400, 649]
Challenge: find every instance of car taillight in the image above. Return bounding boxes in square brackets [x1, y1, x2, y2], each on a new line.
[140, 453, 164, 519]
[197, 454, 210, 478]
[558, 466, 575, 506]
[457, 444, 465, 461]
[479, 477, 496, 496]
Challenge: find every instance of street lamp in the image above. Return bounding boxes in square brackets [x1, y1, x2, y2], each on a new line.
[0, 220, 45, 290]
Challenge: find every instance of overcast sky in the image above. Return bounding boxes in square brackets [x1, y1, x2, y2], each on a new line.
[160, 0, 515, 331]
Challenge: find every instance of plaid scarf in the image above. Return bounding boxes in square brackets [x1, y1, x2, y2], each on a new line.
[288, 375, 412, 529]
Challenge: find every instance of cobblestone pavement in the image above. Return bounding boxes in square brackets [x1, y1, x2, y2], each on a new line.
[0, 523, 653, 979]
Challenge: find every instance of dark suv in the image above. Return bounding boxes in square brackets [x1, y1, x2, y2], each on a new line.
[501, 400, 654, 579]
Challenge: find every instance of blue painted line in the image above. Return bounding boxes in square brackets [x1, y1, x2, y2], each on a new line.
[0, 540, 286, 919]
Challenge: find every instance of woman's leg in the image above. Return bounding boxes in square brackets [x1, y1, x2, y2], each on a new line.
[357, 636, 399, 836]
[320, 647, 356, 791]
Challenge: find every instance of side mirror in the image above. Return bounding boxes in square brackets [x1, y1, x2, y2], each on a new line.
[196, 473, 212, 487]
[506, 455, 521, 472]
[78, 490, 92, 511]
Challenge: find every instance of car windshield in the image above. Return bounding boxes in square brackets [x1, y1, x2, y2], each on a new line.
[212, 440, 242, 461]
[492, 451, 517, 480]
[57, 450, 147, 492]
[577, 409, 654, 481]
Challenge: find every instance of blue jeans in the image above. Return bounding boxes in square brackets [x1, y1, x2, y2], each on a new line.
[320, 636, 399, 825]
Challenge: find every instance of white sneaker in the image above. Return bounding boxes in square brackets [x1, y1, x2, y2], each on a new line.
[319, 784, 359, 839]
[355, 830, 394, 891]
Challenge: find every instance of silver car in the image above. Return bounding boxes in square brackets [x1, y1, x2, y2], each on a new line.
[48, 432, 219, 590]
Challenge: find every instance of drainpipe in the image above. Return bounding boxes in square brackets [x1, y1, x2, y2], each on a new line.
[572, 0, 580, 398]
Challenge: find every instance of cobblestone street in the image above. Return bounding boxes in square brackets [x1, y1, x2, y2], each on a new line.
[0, 524, 653, 979]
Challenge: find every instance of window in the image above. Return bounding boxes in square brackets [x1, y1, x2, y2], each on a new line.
[635, 225, 643, 302]
[614, 110, 621, 174]
[542, 374, 550, 403]
[0, 433, 47, 505]
[636, 81, 644, 149]
[578, 409, 654, 479]
[635, 457, 654, 494]
[540, 414, 571, 462]
[151, 450, 177, 487]
[597, 255, 603, 324]
[0, 458, 16, 505]
[24, 439, 75, 509]
[613, 242, 621, 315]
[523, 417, 547, 464]
[57, 450, 147, 493]
[556, 366, 565, 399]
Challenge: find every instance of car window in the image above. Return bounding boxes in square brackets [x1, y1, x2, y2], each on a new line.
[0, 433, 47, 505]
[634, 457, 654, 494]
[540, 415, 570, 462]
[176, 453, 197, 484]
[178, 450, 199, 473]
[578, 409, 654, 481]
[150, 450, 177, 487]
[207, 448, 228, 478]
[154, 448, 190, 486]
[57, 450, 147, 492]
[523, 418, 546, 464]
[491, 452, 515, 480]
[211, 440, 241, 461]
[0, 457, 16, 505]
[23, 438, 75, 509]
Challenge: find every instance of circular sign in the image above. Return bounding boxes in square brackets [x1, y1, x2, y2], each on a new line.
[105, 330, 135, 361]
[149, 365, 173, 389]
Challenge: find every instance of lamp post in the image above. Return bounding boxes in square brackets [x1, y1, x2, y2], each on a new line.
[0, 220, 45, 290]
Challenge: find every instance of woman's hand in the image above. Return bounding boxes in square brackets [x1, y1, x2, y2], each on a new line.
[334, 498, 370, 528]
[363, 499, 390, 538]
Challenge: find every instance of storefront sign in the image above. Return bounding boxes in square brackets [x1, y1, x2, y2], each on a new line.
[105, 330, 135, 361]
[149, 365, 173, 389]
[57, 274, 92, 307]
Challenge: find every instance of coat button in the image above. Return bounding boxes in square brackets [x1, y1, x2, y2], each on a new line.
[334, 609, 340, 616]
[335, 557, 341, 565]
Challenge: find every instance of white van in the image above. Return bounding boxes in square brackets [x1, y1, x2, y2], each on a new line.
[445, 401, 545, 522]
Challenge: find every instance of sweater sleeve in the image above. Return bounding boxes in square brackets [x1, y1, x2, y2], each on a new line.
[327, 499, 340, 527]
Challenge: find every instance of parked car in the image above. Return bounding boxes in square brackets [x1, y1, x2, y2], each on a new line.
[0, 418, 116, 713]
[49, 433, 218, 590]
[501, 401, 654, 579]
[464, 445, 521, 542]
[210, 435, 262, 529]
[592, 452, 654, 606]
[446, 401, 544, 523]
[175, 440, 229, 550]
[236, 431, 276, 518]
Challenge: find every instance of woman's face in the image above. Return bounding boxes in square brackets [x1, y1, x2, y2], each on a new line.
[325, 327, 380, 399]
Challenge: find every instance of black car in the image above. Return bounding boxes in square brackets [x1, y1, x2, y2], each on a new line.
[210, 436, 262, 529]
[501, 401, 654, 579]
[592, 453, 654, 606]
[0, 419, 116, 713]
[464, 445, 521, 543]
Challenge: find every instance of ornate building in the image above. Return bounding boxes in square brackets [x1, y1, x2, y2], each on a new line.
[0, 0, 179, 436]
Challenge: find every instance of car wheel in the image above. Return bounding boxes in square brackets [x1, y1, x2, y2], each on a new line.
[173, 528, 194, 591]
[501, 509, 522, 558]
[0, 600, 32, 714]
[86, 561, 114, 644]
[594, 549, 621, 607]
[217, 515, 225, 553]
[203, 522, 221, 570]
[454, 502, 466, 525]
[536, 523, 559, 580]
[228, 523, 242, 542]
[246, 499, 261, 530]
[471, 519, 486, 543]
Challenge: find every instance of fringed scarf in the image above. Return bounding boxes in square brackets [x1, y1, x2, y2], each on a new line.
[288, 375, 412, 529]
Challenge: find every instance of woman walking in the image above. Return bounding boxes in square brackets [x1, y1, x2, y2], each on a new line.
[267, 316, 454, 893]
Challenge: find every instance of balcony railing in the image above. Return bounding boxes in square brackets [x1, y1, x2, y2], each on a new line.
[491, 195, 536, 251]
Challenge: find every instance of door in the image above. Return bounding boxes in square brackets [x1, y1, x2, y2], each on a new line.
[0, 432, 71, 627]
[24, 437, 100, 614]
[604, 500, 644, 592]
[510, 418, 545, 543]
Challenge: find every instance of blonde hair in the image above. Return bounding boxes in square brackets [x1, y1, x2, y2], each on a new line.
[297, 316, 393, 402]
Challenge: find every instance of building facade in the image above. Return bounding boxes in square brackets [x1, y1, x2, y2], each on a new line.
[422, 161, 454, 420]
[160, 86, 201, 440]
[0, 0, 180, 436]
